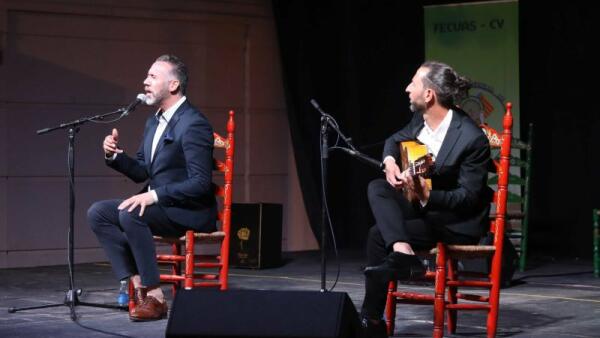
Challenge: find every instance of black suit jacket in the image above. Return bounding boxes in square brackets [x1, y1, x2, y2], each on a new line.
[108, 100, 217, 232]
[383, 109, 493, 237]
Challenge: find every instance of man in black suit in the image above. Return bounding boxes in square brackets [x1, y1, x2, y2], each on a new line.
[360, 61, 493, 337]
[88, 54, 216, 321]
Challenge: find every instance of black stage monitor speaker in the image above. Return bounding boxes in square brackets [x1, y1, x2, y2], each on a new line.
[230, 203, 282, 269]
[166, 289, 360, 338]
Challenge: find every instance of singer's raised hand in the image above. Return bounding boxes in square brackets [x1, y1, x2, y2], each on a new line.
[103, 128, 123, 156]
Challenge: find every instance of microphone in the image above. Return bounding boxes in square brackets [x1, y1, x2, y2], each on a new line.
[337, 147, 384, 170]
[310, 99, 332, 118]
[121, 93, 147, 116]
[310, 99, 322, 112]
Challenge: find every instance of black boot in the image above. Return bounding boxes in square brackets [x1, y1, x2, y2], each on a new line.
[360, 317, 388, 338]
[364, 252, 425, 282]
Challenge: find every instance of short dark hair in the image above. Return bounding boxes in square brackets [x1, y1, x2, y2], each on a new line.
[156, 54, 189, 95]
[421, 61, 471, 109]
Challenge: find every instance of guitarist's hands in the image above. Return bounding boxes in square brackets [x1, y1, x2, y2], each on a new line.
[406, 175, 430, 203]
[384, 158, 430, 203]
[384, 159, 404, 189]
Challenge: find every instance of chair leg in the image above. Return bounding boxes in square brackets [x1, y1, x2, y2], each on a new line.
[184, 231, 194, 290]
[487, 240, 503, 338]
[219, 210, 231, 290]
[446, 259, 458, 334]
[433, 243, 447, 338]
[487, 284, 500, 338]
[594, 209, 600, 277]
[128, 277, 135, 312]
[385, 280, 398, 336]
[219, 238, 230, 290]
[171, 243, 182, 296]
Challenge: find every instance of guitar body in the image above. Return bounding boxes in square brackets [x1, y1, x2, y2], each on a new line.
[399, 141, 434, 201]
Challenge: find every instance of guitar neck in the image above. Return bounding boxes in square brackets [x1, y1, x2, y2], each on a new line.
[408, 162, 419, 177]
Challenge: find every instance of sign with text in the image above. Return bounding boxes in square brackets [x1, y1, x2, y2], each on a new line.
[425, 0, 519, 135]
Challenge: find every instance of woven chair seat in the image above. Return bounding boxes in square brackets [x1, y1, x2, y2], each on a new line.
[428, 245, 496, 259]
[154, 231, 226, 244]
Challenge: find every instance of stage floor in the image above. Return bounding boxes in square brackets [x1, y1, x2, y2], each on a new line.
[1, 250, 599, 337]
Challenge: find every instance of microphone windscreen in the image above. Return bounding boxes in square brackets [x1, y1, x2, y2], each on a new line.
[310, 99, 319, 109]
[136, 93, 147, 104]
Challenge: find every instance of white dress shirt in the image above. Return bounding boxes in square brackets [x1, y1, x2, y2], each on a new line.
[416, 109, 453, 159]
[150, 96, 186, 162]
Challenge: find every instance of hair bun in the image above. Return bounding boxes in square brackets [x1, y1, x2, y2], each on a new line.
[453, 74, 471, 102]
[455, 74, 471, 91]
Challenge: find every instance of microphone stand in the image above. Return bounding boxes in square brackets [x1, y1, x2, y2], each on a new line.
[313, 100, 364, 292]
[311, 100, 384, 292]
[319, 116, 329, 292]
[8, 107, 131, 319]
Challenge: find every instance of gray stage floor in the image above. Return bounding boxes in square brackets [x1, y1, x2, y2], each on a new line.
[1, 250, 599, 337]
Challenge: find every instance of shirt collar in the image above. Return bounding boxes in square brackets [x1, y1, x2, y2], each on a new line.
[423, 108, 453, 138]
[155, 96, 186, 122]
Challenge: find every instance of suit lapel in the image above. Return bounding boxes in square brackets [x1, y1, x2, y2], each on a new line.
[144, 118, 158, 167]
[433, 112, 462, 172]
[150, 102, 186, 165]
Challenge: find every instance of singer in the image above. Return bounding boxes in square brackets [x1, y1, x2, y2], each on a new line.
[359, 61, 493, 337]
[87, 54, 216, 321]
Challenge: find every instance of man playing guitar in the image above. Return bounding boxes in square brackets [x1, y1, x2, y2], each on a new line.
[360, 61, 493, 338]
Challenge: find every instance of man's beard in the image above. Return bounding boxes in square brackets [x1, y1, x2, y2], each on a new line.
[409, 101, 426, 113]
[145, 86, 169, 106]
[145, 95, 158, 106]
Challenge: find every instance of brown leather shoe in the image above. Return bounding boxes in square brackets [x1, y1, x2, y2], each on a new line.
[128, 287, 148, 316]
[129, 295, 168, 322]
[133, 287, 147, 305]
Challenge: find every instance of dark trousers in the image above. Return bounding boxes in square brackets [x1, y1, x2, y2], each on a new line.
[361, 179, 479, 320]
[87, 199, 188, 287]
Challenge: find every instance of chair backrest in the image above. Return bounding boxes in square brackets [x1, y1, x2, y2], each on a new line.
[483, 124, 532, 206]
[213, 110, 235, 230]
[482, 107, 532, 272]
[212, 110, 235, 288]
[494, 103, 513, 234]
[480, 104, 513, 288]
[480, 103, 513, 233]
[507, 123, 533, 272]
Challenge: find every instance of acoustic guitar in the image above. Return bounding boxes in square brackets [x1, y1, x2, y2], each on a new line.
[399, 141, 435, 201]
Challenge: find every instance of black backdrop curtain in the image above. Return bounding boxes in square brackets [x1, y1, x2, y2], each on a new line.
[273, 1, 600, 257]
[520, 2, 600, 257]
[272, 0, 424, 249]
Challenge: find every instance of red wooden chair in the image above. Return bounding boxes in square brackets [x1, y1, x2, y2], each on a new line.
[384, 103, 513, 338]
[129, 110, 235, 308]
